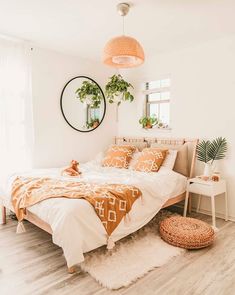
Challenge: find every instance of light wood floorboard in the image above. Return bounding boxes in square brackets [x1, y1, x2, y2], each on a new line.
[0, 210, 234, 295]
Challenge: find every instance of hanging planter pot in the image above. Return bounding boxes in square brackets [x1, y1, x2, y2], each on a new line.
[105, 74, 134, 121]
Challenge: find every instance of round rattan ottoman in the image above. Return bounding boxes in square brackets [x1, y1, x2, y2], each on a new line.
[159, 216, 215, 249]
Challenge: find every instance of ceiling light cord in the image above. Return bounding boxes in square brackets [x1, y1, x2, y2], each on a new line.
[122, 16, 125, 36]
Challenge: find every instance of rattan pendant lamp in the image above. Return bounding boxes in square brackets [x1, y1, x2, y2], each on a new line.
[103, 3, 145, 68]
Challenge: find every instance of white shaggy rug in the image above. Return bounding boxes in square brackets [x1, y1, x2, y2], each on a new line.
[80, 210, 185, 290]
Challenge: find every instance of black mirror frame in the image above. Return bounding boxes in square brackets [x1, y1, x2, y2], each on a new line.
[60, 76, 106, 133]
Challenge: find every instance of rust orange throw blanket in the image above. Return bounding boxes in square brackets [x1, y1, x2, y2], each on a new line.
[11, 177, 142, 242]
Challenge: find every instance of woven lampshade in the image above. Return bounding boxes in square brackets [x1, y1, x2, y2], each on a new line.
[103, 35, 145, 68]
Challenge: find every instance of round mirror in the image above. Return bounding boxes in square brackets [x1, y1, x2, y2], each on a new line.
[60, 76, 106, 132]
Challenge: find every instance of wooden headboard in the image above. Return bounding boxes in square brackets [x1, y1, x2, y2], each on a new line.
[114, 136, 199, 178]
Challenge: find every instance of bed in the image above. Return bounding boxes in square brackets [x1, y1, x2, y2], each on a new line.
[0, 136, 198, 273]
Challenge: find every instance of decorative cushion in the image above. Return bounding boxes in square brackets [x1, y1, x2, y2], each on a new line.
[133, 148, 168, 172]
[102, 145, 137, 169]
[151, 143, 188, 176]
[159, 216, 215, 249]
[129, 149, 176, 170]
[161, 149, 178, 170]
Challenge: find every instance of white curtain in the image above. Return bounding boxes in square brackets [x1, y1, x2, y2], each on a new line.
[0, 38, 34, 187]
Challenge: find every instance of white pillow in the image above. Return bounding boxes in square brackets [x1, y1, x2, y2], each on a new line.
[93, 151, 104, 165]
[128, 151, 141, 169]
[161, 149, 178, 170]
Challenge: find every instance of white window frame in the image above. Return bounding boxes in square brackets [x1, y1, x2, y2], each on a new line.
[143, 78, 171, 128]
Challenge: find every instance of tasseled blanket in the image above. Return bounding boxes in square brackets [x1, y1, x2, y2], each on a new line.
[11, 177, 142, 249]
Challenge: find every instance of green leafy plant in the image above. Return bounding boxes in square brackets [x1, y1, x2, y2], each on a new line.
[196, 140, 211, 163]
[105, 74, 134, 106]
[86, 118, 100, 129]
[75, 80, 103, 108]
[139, 115, 158, 129]
[197, 137, 227, 164]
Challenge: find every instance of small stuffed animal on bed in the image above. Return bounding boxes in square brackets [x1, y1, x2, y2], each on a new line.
[61, 160, 82, 177]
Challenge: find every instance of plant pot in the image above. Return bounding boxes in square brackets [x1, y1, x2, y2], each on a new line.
[92, 121, 99, 128]
[145, 124, 152, 129]
[203, 163, 212, 177]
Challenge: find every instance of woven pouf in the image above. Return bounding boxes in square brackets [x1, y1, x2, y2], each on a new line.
[159, 216, 215, 249]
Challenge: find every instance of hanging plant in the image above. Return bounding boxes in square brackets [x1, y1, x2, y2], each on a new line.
[105, 74, 134, 106]
[75, 80, 103, 108]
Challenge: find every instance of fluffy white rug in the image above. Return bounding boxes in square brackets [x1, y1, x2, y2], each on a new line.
[80, 210, 185, 290]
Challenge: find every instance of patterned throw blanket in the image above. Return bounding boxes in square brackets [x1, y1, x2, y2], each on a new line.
[11, 177, 142, 238]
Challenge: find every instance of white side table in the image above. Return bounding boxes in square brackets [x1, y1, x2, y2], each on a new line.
[183, 178, 228, 228]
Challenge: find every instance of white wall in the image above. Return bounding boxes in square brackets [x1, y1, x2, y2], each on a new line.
[118, 35, 235, 220]
[32, 48, 116, 167]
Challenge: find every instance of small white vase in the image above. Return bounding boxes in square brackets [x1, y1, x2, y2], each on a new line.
[212, 161, 220, 173]
[203, 163, 212, 177]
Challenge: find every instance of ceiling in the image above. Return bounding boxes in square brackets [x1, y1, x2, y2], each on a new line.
[0, 0, 235, 62]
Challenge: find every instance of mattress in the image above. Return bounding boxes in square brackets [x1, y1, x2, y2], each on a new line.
[2, 161, 187, 267]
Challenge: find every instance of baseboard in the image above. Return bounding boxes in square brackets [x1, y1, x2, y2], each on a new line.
[193, 207, 235, 222]
[172, 202, 235, 223]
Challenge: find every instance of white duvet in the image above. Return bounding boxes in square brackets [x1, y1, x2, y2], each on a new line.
[3, 161, 187, 267]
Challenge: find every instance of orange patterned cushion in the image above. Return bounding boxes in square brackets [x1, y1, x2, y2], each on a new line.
[102, 145, 137, 169]
[133, 148, 168, 172]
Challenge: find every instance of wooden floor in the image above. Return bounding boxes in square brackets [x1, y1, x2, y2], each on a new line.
[1, 210, 235, 295]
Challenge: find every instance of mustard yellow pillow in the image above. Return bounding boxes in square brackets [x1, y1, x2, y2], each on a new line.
[102, 145, 137, 169]
[133, 148, 168, 172]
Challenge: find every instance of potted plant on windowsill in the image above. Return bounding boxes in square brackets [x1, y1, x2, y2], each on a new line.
[139, 115, 158, 129]
[75, 80, 103, 108]
[196, 137, 228, 177]
[86, 118, 100, 129]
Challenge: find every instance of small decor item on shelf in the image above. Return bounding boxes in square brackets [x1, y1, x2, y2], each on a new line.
[212, 172, 221, 182]
[105, 74, 134, 106]
[196, 175, 210, 181]
[75, 80, 103, 108]
[196, 137, 227, 177]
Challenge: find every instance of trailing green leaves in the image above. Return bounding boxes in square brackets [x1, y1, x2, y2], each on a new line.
[196, 137, 227, 164]
[105, 74, 134, 106]
[75, 80, 103, 108]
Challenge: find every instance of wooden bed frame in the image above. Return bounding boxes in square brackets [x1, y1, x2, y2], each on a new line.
[1, 136, 198, 273]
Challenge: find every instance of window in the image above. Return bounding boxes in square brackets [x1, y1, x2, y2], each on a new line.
[0, 38, 33, 185]
[144, 78, 170, 128]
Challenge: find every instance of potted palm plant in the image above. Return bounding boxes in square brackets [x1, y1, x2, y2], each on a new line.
[196, 137, 227, 176]
[75, 80, 103, 108]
